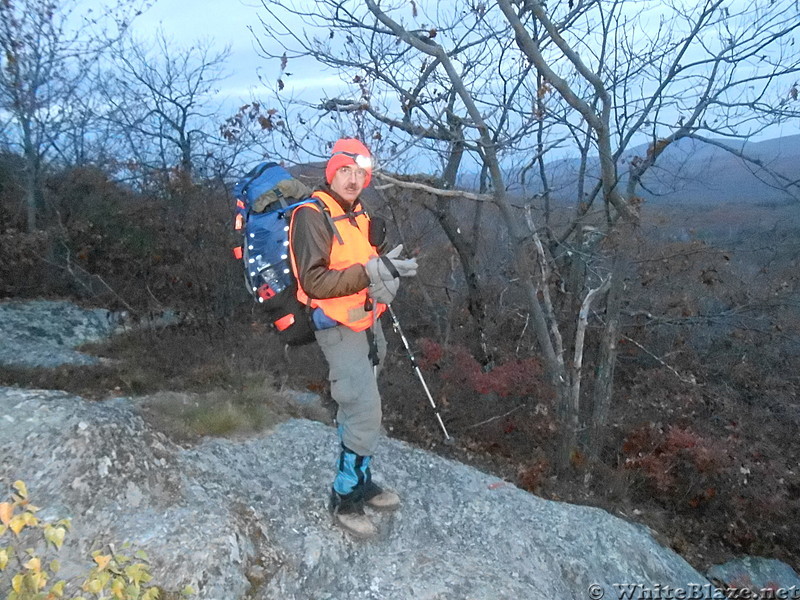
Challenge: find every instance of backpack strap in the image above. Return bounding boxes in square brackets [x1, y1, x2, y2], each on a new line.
[317, 200, 344, 246]
[331, 208, 368, 221]
[331, 208, 368, 230]
[273, 185, 289, 210]
[281, 198, 344, 246]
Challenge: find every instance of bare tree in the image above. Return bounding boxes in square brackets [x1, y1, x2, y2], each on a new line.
[98, 30, 233, 191]
[254, 0, 800, 471]
[0, 0, 142, 231]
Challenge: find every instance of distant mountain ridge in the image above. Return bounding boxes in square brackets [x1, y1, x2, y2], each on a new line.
[626, 133, 800, 204]
[456, 133, 800, 205]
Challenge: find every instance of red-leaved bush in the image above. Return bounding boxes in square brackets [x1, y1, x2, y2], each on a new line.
[417, 338, 548, 398]
[622, 424, 730, 508]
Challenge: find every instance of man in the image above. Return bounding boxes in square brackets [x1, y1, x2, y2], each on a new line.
[288, 138, 418, 538]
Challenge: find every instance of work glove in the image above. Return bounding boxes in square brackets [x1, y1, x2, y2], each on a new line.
[365, 244, 418, 283]
[368, 277, 400, 305]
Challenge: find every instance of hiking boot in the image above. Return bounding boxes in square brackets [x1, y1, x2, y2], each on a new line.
[363, 480, 401, 512]
[330, 488, 377, 539]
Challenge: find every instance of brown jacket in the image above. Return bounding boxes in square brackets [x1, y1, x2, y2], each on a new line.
[290, 185, 378, 300]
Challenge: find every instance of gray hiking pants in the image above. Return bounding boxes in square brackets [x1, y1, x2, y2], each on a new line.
[314, 319, 387, 457]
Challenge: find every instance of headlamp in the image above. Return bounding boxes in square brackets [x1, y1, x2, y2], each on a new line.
[331, 150, 373, 170]
[354, 154, 373, 170]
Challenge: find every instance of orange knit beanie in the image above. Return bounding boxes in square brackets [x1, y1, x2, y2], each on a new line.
[325, 138, 373, 187]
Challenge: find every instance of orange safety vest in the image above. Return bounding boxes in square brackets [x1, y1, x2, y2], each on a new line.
[289, 191, 386, 332]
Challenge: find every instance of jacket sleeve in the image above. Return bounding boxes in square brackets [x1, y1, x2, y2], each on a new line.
[290, 205, 370, 299]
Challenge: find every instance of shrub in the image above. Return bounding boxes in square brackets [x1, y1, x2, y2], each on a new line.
[0, 480, 193, 600]
[418, 338, 549, 399]
[622, 424, 730, 509]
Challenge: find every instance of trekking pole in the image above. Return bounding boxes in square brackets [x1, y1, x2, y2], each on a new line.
[386, 304, 452, 443]
[372, 312, 379, 380]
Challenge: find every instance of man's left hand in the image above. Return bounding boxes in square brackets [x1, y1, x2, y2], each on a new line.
[366, 244, 418, 282]
[368, 277, 400, 304]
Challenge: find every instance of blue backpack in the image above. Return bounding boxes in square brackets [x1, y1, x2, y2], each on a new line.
[232, 162, 319, 345]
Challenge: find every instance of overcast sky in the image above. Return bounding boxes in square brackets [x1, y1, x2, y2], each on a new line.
[130, 0, 343, 117]
[126, 0, 796, 166]
[132, 0, 272, 107]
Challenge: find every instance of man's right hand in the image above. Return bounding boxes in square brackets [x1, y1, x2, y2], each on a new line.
[365, 244, 418, 283]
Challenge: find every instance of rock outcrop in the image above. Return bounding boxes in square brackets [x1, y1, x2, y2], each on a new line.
[0, 300, 121, 367]
[0, 299, 180, 368]
[707, 556, 800, 597]
[1, 386, 724, 600]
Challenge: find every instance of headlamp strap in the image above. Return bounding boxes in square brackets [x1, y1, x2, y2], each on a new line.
[331, 151, 372, 170]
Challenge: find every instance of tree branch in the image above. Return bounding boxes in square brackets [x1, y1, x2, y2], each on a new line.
[374, 172, 493, 202]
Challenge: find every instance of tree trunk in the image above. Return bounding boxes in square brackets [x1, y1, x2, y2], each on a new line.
[589, 255, 625, 460]
[558, 273, 610, 471]
[563, 226, 587, 353]
[25, 180, 37, 232]
[435, 140, 491, 360]
[555, 383, 574, 471]
[22, 121, 39, 232]
[434, 199, 487, 329]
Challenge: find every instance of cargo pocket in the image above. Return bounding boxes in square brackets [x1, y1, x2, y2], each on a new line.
[314, 325, 344, 349]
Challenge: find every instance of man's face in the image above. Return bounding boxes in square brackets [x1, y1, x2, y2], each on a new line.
[329, 164, 367, 205]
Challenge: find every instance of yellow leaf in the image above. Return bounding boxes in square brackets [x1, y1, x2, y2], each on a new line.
[94, 554, 112, 571]
[111, 577, 125, 599]
[125, 563, 144, 583]
[0, 548, 9, 570]
[50, 559, 61, 573]
[143, 588, 161, 600]
[12, 573, 24, 593]
[83, 577, 104, 595]
[24, 556, 41, 572]
[12, 481, 28, 499]
[114, 552, 130, 566]
[0, 524, 7, 536]
[9, 514, 27, 535]
[45, 525, 67, 550]
[23, 512, 39, 527]
[49, 580, 66, 597]
[0, 502, 13, 525]
[182, 585, 195, 596]
[32, 570, 48, 591]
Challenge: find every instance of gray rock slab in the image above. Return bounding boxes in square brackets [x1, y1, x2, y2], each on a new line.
[0, 299, 120, 367]
[0, 299, 182, 368]
[707, 556, 800, 595]
[1, 386, 727, 600]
